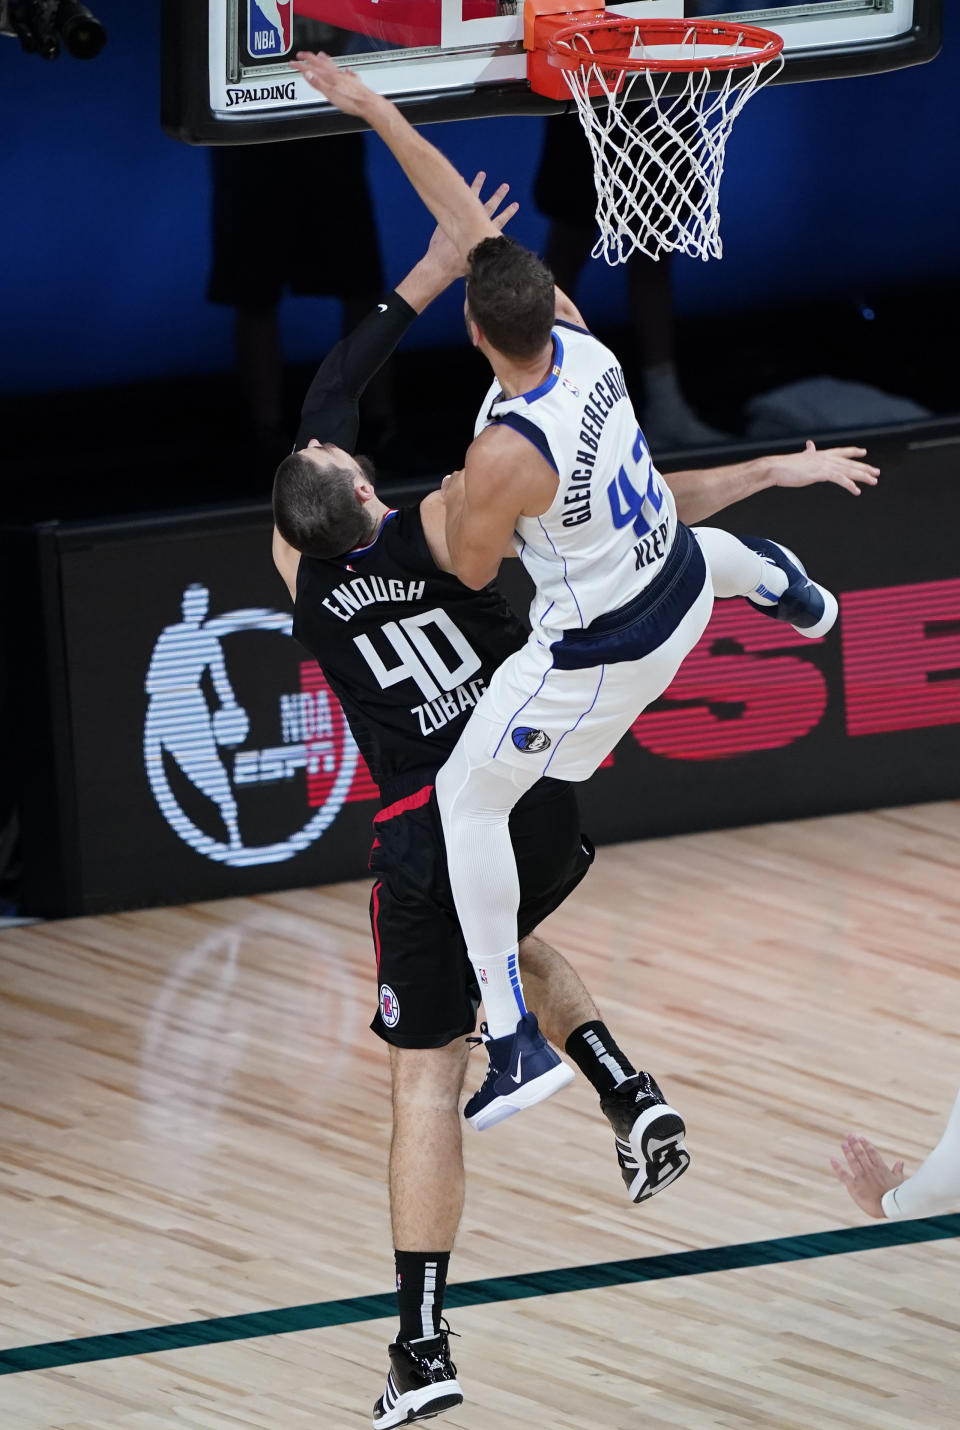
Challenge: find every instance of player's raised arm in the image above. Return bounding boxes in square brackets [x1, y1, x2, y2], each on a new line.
[294, 173, 517, 447]
[553, 285, 589, 330]
[665, 441, 880, 525]
[397, 172, 518, 313]
[292, 51, 501, 260]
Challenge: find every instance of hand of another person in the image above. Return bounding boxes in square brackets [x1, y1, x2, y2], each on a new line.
[291, 50, 373, 116]
[424, 172, 518, 283]
[830, 1134, 906, 1218]
[766, 440, 880, 496]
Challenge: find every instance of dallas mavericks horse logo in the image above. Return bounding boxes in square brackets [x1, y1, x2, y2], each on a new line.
[247, 0, 292, 58]
[143, 583, 357, 868]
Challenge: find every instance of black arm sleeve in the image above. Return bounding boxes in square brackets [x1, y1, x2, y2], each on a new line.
[294, 289, 418, 455]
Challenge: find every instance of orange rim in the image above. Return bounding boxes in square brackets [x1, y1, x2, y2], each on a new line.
[545, 17, 784, 74]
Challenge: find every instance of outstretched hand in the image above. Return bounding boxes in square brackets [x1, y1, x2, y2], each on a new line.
[291, 50, 373, 116]
[423, 172, 518, 283]
[767, 440, 880, 496]
[830, 1134, 906, 1219]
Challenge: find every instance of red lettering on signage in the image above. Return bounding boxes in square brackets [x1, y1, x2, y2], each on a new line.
[842, 578, 960, 736]
[298, 663, 378, 806]
[632, 606, 828, 760]
[347, 761, 380, 802]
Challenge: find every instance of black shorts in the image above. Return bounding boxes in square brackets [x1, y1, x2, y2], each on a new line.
[368, 775, 594, 1049]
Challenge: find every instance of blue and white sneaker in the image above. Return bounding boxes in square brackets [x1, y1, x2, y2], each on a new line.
[742, 537, 838, 639]
[464, 1012, 575, 1131]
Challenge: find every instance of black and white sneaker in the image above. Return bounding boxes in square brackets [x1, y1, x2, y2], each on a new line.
[742, 536, 838, 639]
[601, 1072, 690, 1204]
[372, 1327, 463, 1428]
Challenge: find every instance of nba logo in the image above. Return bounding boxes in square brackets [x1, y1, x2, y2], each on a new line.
[247, 0, 292, 59]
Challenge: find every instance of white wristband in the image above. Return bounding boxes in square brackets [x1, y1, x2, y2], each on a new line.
[881, 1185, 904, 1219]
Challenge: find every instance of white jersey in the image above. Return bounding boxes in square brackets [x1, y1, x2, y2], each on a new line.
[474, 320, 679, 646]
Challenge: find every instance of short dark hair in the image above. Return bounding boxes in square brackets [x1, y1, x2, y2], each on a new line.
[272, 451, 376, 559]
[465, 236, 556, 360]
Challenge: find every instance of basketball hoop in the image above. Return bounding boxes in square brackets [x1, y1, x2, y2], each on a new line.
[527, 7, 785, 263]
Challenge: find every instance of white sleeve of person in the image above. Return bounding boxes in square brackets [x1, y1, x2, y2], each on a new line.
[881, 1086, 960, 1219]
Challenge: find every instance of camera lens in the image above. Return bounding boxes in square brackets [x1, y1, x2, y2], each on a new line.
[58, 0, 106, 59]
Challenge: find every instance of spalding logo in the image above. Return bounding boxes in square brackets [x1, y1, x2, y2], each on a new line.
[511, 726, 551, 753]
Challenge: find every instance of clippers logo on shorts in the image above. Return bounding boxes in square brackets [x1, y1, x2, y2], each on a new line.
[247, 0, 292, 58]
[380, 985, 400, 1028]
[143, 583, 358, 868]
[511, 726, 552, 753]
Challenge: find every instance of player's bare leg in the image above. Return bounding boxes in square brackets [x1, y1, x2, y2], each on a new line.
[516, 931, 598, 1045]
[389, 1042, 468, 1251]
[516, 933, 690, 1203]
[377, 1040, 469, 1428]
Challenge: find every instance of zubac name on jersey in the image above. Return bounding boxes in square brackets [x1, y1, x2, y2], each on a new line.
[293, 506, 526, 790]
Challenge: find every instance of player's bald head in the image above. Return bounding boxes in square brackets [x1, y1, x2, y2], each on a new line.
[273, 443, 378, 559]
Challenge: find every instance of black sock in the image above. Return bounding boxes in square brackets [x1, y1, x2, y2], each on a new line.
[565, 1021, 638, 1097]
[395, 1250, 450, 1344]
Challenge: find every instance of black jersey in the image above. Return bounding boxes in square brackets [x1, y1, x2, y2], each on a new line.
[293, 506, 526, 791]
[288, 288, 527, 795]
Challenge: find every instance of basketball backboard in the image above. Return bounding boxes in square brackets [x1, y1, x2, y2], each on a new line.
[162, 1, 943, 145]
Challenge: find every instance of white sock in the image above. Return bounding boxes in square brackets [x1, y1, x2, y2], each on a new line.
[881, 1086, 960, 1219]
[435, 730, 539, 1041]
[692, 527, 789, 603]
[475, 946, 526, 1039]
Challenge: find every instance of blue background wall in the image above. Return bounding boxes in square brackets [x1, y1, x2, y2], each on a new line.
[1, 3, 957, 396]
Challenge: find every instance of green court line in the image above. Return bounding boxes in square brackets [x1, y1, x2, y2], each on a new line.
[2, 1214, 958, 1376]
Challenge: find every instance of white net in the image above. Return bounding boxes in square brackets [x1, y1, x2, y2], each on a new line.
[560, 25, 784, 263]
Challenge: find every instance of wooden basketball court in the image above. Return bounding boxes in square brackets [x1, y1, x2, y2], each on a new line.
[2, 801, 959, 1427]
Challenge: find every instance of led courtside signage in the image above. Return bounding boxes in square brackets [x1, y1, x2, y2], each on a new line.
[9, 427, 960, 915]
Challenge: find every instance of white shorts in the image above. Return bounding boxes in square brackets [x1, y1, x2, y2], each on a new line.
[465, 527, 714, 783]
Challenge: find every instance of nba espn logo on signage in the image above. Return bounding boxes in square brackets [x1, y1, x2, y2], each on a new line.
[141, 584, 378, 869]
[247, 0, 292, 58]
